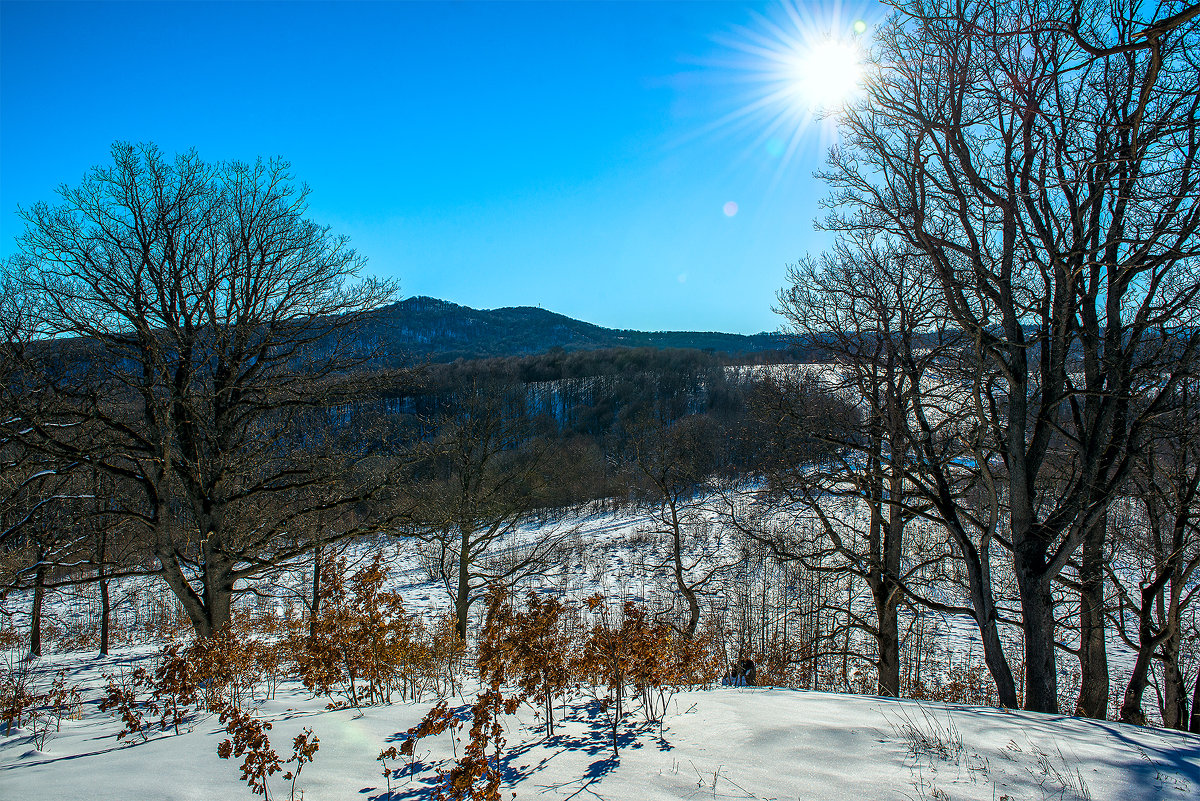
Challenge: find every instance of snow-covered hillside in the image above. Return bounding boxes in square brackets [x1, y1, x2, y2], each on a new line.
[3, 506, 1194, 801]
[3, 645, 1197, 801]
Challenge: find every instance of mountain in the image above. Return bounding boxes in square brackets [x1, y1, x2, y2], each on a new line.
[359, 296, 794, 364]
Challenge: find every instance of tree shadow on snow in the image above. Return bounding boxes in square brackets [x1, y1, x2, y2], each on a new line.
[1069, 720, 1200, 801]
[532, 759, 618, 801]
[362, 761, 442, 801]
[0, 743, 122, 770]
[381, 703, 473, 744]
[365, 696, 674, 798]
[505, 698, 659, 761]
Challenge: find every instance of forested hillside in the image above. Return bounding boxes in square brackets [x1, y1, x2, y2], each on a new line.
[355, 295, 798, 365]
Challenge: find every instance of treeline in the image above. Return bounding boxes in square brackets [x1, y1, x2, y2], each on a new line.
[366, 347, 762, 444]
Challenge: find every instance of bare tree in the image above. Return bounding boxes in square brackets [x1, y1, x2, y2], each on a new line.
[76, 467, 145, 655]
[820, 0, 1200, 713]
[4, 142, 400, 637]
[775, 251, 919, 698]
[406, 378, 571, 639]
[626, 412, 736, 638]
[771, 239, 1028, 704]
[0, 269, 46, 552]
[1110, 377, 1200, 728]
[0, 282, 88, 653]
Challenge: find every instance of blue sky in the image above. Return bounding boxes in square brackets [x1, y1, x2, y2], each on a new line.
[1, 1, 878, 334]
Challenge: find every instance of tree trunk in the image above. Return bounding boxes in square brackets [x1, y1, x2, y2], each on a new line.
[977, 597, 1020, 710]
[1016, 561, 1058, 713]
[198, 585, 233, 637]
[1189, 667, 1200, 733]
[955, 534, 1019, 709]
[678, 577, 700, 639]
[873, 577, 900, 697]
[96, 516, 111, 656]
[94, 470, 111, 656]
[309, 543, 323, 639]
[99, 573, 111, 656]
[611, 669, 622, 759]
[1118, 585, 1160, 725]
[29, 548, 48, 657]
[876, 464, 904, 699]
[159, 556, 235, 639]
[153, 516, 232, 639]
[841, 580, 851, 690]
[455, 525, 472, 640]
[1162, 629, 1188, 730]
[1118, 649, 1153, 726]
[925, 479, 1018, 708]
[669, 502, 700, 638]
[1076, 512, 1109, 718]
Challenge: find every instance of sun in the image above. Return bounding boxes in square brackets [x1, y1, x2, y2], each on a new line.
[693, 3, 875, 181]
[787, 38, 864, 110]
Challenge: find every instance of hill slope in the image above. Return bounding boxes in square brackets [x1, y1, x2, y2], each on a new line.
[360, 296, 792, 363]
[4, 651, 1195, 801]
[3, 506, 1197, 801]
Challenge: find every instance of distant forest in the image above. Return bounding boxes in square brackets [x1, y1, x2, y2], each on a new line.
[347, 346, 846, 511]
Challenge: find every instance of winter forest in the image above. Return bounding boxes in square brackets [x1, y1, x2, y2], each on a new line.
[3, 0, 1200, 799]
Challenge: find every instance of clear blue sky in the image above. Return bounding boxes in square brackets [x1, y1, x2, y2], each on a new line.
[1, 0, 879, 334]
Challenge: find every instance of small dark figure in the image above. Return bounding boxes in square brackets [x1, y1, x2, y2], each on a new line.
[740, 658, 756, 686]
[723, 657, 757, 686]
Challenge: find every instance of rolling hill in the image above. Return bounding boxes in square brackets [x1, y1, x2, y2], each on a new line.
[359, 296, 795, 364]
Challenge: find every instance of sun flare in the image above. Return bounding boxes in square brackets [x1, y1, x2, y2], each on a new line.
[700, 3, 874, 182]
[788, 38, 864, 110]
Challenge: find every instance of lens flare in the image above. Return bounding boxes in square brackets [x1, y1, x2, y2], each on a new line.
[692, 1, 876, 184]
[787, 37, 864, 110]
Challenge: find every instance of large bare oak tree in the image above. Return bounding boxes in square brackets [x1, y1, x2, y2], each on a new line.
[812, 0, 1200, 712]
[4, 143, 400, 637]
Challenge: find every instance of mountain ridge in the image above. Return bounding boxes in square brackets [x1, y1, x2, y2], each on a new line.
[363, 296, 792, 363]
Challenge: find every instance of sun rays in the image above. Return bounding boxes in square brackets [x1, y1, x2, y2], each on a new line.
[698, 0, 874, 185]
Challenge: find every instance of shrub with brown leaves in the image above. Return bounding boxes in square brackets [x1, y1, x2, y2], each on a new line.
[401, 589, 523, 801]
[296, 552, 442, 707]
[99, 667, 156, 743]
[217, 706, 281, 797]
[480, 591, 572, 736]
[283, 727, 319, 801]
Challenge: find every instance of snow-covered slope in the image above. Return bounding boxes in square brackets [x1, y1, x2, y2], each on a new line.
[4, 505, 1193, 800]
[3, 646, 1197, 801]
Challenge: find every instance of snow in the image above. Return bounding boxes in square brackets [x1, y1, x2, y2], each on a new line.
[3, 647, 1198, 801]
[4, 505, 1196, 800]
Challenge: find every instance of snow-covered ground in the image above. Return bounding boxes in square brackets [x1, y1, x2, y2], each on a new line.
[2, 646, 1197, 801]
[4, 505, 1194, 800]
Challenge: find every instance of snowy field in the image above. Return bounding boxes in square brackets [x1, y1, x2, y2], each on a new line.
[3, 506, 1196, 800]
[2, 646, 1198, 801]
